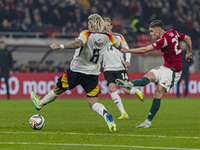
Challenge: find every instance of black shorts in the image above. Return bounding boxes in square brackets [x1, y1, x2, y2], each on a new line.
[56, 69, 101, 97]
[104, 70, 129, 86]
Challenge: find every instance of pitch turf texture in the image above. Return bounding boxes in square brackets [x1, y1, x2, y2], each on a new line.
[0, 98, 200, 150]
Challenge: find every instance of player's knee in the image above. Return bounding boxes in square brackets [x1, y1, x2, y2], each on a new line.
[108, 83, 116, 93]
[154, 86, 165, 98]
[53, 85, 64, 95]
[87, 97, 98, 108]
[109, 88, 116, 93]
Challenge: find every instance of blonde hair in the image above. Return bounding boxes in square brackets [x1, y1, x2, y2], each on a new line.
[104, 17, 112, 25]
[88, 14, 104, 32]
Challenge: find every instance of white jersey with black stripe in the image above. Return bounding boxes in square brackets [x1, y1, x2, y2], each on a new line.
[102, 32, 131, 71]
[70, 30, 120, 75]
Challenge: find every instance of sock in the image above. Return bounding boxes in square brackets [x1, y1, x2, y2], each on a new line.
[39, 90, 59, 107]
[145, 119, 151, 124]
[147, 98, 161, 121]
[129, 87, 139, 95]
[92, 103, 108, 117]
[110, 91, 126, 114]
[130, 77, 150, 86]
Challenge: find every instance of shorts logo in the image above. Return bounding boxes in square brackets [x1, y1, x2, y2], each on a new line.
[162, 82, 166, 85]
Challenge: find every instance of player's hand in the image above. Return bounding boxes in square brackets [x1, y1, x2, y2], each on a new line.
[50, 44, 60, 50]
[120, 47, 128, 53]
[124, 62, 131, 68]
[186, 53, 192, 62]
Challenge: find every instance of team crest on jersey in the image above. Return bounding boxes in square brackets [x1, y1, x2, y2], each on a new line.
[95, 41, 103, 47]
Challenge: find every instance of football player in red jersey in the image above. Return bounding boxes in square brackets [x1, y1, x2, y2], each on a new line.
[116, 20, 192, 128]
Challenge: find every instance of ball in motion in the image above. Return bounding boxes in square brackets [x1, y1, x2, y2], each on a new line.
[29, 114, 45, 130]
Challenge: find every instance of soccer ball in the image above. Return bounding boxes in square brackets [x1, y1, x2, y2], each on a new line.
[29, 114, 45, 130]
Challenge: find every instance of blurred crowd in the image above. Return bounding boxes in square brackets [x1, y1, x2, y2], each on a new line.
[0, 0, 200, 49]
[14, 61, 69, 73]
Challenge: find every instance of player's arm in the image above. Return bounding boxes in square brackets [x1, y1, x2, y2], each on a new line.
[111, 35, 122, 50]
[182, 35, 192, 62]
[119, 35, 131, 68]
[50, 39, 84, 50]
[116, 43, 122, 50]
[107, 32, 122, 50]
[120, 45, 156, 54]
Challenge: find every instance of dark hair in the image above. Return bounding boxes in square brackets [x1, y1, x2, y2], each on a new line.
[0, 41, 5, 43]
[149, 20, 164, 29]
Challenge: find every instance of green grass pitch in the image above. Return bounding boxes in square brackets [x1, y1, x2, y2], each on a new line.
[0, 97, 200, 150]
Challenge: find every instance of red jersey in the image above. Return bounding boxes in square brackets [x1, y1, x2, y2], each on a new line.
[152, 29, 185, 72]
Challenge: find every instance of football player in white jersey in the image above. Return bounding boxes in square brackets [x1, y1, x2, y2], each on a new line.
[103, 18, 145, 119]
[30, 14, 122, 132]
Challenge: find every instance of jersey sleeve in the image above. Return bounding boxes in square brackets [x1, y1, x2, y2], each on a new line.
[116, 34, 131, 62]
[118, 34, 129, 49]
[107, 32, 120, 48]
[77, 30, 91, 44]
[152, 38, 164, 50]
[176, 31, 185, 41]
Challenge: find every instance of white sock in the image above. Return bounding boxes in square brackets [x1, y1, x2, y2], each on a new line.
[110, 91, 126, 114]
[145, 119, 151, 124]
[92, 103, 107, 117]
[129, 87, 139, 95]
[39, 90, 59, 107]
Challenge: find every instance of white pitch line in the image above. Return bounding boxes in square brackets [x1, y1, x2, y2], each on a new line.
[0, 142, 200, 150]
[0, 131, 200, 139]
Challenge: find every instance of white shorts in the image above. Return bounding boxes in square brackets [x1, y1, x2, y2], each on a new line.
[149, 66, 182, 93]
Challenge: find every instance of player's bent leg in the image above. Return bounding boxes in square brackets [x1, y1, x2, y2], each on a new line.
[115, 79, 132, 90]
[110, 92, 129, 119]
[135, 88, 145, 102]
[90, 98, 116, 131]
[109, 83, 128, 119]
[123, 87, 145, 102]
[30, 85, 62, 111]
[39, 88, 60, 107]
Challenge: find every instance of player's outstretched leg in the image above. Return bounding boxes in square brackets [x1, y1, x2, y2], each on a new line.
[104, 113, 116, 131]
[92, 102, 116, 131]
[30, 91, 41, 111]
[136, 119, 152, 128]
[115, 79, 133, 90]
